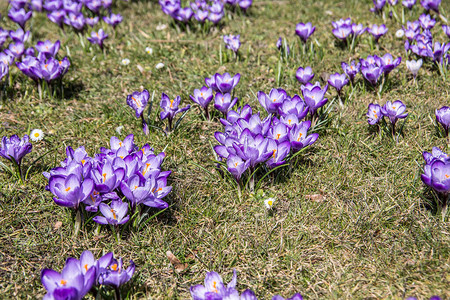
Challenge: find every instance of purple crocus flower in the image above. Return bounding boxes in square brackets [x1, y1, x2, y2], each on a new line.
[214, 92, 237, 115]
[7, 42, 25, 58]
[64, 12, 85, 31]
[352, 23, 366, 36]
[368, 24, 388, 42]
[419, 14, 436, 30]
[223, 34, 240, 53]
[93, 200, 130, 225]
[288, 121, 318, 152]
[258, 88, 286, 114]
[0, 62, 8, 81]
[35, 40, 60, 58]
[47, 10, 66, 29]
[422, 159, 450, 194]
[238, 0, 252, 10]
[120, 173, 170, 209]
[63, 0, 82, 13]
[91, 161, 125, 193]
[41, 258, 96, 300]
[38, 57, 62, 82]
[226, 154, 250, 181]
[86, 16, 99, 27]
[30, 0, 43, 11]
[43, 0, 62, 11]
[379, 53, 401, 75]
[420, 0, 441, 13]
[212, 72, 240, 94]
[361, 63, 383, 86]
[87, 29, 108, 50]
[9, 28, 30, 43]
[370, 0, 386, 12]
[24, 47, 35, 56]
[402, 0, 416, 9]
[381, 100, 408, 125]
[327, 72, 349, 96]
[295, 66, 314, 85]
[266, 140, 290, 168]
[103, 13, 123, 29]
[160, 93, 190, 131]
[341, 61, 360, 84]
[295, 22, 315, 43]
[86, 0, 102, 13]
[278, 95, 308, 119]
[8, 8, 32, 29]
[332, 24, 352, 41]
[190, 86, 214, 119]
[0, 51, 14, 66]
[98, 258, 135, 288]
[301, 82, 328, 116]
[0, 134, 32, 165]
[332, 18, 352, 28]
[48, 174, 94, 208]
[366, 103, 383, 125]
[272, 293, 304, 300]
[16, 56, 40, 81]
[443, 25, 450, 40]
[208, 11, 224, 24]
[194, 9, 208, 23]
[176, 7, 193, 23]
[435, 106, 450, 136]
[190, 270, 238, 299]
[10, 0, 27, 10]
[127, 89, 150, 135]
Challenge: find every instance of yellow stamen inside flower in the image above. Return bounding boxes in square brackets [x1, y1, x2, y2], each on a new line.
[170, 99, 174, 108]
[134, 185, 138, 190]
[84, 264, 89, 271]
[65, 187, 71, 192]
[44, 64, 48, 70]
[268, 200, 273, 206]
[276, 133, 281, 140]
[212, 281, 218, 293]
[111, 209, 117, 219]
[34, 132, 40, 137]
[90, 195, 95, 204]
[392, 106, 396, 109]
[234, 162, 238, 167]
[446, 174, 450, 179]
[60, 279, 67, 285]
[374, 113, 378, 118]
[111, 264, 118, 271]
[119, 142, 122, 147]
[288, 119, 292, 125]
[272, 149, 276, 158]
[273, 98, 277, 102]
[297, 132, 303, 142]
[102, 173, 107, 182]
[132, 96, 141, 108]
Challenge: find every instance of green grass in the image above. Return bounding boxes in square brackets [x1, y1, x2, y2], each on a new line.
[1, 0, 450, 298]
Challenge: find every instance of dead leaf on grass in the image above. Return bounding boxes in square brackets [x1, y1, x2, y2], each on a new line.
[305, 193, 326, 202]
[53, 221, 62, 230]
[166, 250, 187, 272]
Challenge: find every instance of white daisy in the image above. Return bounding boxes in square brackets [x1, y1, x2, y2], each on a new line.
[264, 198, 276, 209]
[395, 29, 404, 38]
[121, 58, 130, 65]
[155, 62, 164, 69]
[145, 47, 153, 55]
[30, 129, 44, 142]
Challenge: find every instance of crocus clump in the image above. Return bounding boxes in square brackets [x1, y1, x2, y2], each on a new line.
[159, 0, 252, 26]
[194, 72, 240, 119]
[341, 61, 361, 84]
[223, 34, 240, 54]
[360, 53, 401, 90]
[435, 106, 450, 137]
[331, 17, 366, 48]
[366, 100, 408, 136]
[214, 87, 318, 190]
[44, 134, 172, 231]
[41, 250, 135, 299]
[190, 270, 303, 300]
[421, 147, 450, 208]
[0, 134, 32, 183]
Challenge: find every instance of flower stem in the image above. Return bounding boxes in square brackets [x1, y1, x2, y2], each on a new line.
[114, 286, 121, 300]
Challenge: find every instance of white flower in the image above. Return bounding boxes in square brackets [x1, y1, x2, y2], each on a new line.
[156, 24, 167, 31]
[395, 29, 404, 38]
[121, 58, 130, 65]
[155, 62, 164, 69]
[145, 47, 153, 55]
[115, 125, 124, 135]
[406, 59, 423, 77]
[30, 129, 44, 142]
[264, 198, 276, 209]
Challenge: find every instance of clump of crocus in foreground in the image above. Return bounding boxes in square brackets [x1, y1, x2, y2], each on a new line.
[190, 269, 303, 300]
[0, 134, 32, 184]
[421, 147, 450, 211]
[41, 250, 135, 300]
[44, 134, 171, 236]
[366, 100, 408, 139]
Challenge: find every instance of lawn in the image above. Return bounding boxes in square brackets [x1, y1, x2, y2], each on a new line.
[0, 0, 449, 299]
